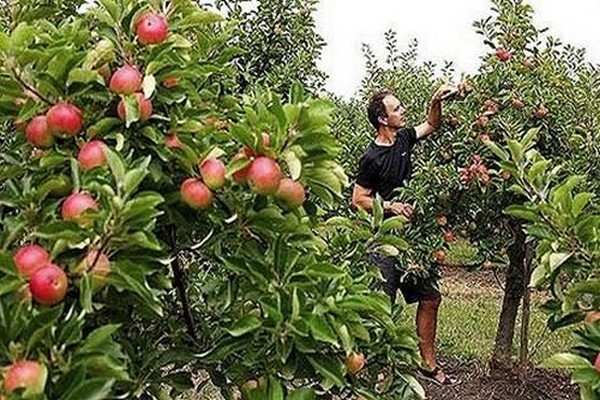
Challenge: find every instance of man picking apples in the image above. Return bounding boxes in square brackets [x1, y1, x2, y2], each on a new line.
[352, 84, 459, 385]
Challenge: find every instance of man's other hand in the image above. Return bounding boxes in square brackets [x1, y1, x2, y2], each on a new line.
[387, 202, 414, 218]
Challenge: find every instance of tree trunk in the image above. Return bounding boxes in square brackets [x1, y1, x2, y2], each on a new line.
[518, 242, 535, 380]
[491, 219, 527, 370]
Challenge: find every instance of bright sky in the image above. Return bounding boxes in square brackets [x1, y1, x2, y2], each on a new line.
[315, 0, 600, 99]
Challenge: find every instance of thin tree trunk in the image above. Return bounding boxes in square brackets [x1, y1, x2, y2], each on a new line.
[491, 219, 527, 370]
[518, 242, 535, 379]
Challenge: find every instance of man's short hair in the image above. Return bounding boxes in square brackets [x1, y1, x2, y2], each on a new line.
[367, 90, 393, 130]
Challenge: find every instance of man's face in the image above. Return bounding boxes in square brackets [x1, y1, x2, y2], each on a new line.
[381, 95, 406, 129]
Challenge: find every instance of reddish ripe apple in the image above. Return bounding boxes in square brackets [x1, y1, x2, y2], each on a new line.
[232, 152, 252, 183]
[75, 248, 111, 277]
[512, 98, 524, 109]
[476, 115, 489, 127]
[434, 249, 446, 263]
[46, 103, 83, 137]
[117, 93, 153, 122]
[275, 178, 306, 209]
[25, 116, 54, 148]
[345, 352, 365, 374]
[534, 105, 549, 119]
[495, 48, 512, 61]
[200, 157, 226, 190]
[522, 58, 535, 68]
[443, 230, 456, 243]
[136, 13, 169, 45]
[247, 157, 282, 195]
[595, 353, 600, 371]
[109, 65, 142, 94]
[585, 311, 600, 324]
[3, 360, 47, 394]
[77, 140, 107, 171]
[436, 215, 447, 226]
[478, 133, 491, 142]
[162, 76, 179, 88]
[180, 178, 213, 210]
[29, 264, 68, 305]
[165, 133, 183, 149]
[61, 192, 99, 224]
[13, 244, 50, 278]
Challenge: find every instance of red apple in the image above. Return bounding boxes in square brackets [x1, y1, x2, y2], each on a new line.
[436, 215, 447, 226]
[46, 103, 83, 137]
[200, 157, 226, 190]
[77, 140, 107, 171]
[29, 264, 68, 305]
[109, 65, 142, 95]
[247, 157, 282, 195]
[13, 244, 50, 278]
[476, 115, 489, 127]
[478, 133, 491, 142]
[434, 249, 446, 263]
[162, 76, 179, 88]
[522, 58, 535, 68]
[512, 98, 524, 109]
[180, 178, 213, 210]
[345, 352, 365, 374]
[595, 353, 600, 371]
[136, 13, 169, 45]
[25, 116, 53, 148]
[443, 230, 456, 243]
[232, 152, 252, 183]
[495, 48, 512, 61]
[165, 133, 182, 149]
[3, 360, 47, 394]
[61, 192, 99, 224]
[117, 93, 153, 122]
[534, 105, 549, 119]
[275, 178, 306, 208]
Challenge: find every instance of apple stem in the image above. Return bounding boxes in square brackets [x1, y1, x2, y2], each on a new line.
[10, 67, 53, 106]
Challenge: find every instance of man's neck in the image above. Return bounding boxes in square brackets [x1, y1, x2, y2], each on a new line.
[375, 126, 397, 146]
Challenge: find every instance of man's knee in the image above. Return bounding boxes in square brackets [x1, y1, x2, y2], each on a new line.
[420, 294, 442, 309]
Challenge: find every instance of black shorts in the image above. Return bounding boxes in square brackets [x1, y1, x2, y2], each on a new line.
[369, 253, 441, 304]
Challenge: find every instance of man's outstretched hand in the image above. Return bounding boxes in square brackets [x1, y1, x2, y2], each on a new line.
[433, 84, 459, 102]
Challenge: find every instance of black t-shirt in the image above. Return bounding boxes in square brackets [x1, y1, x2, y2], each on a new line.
[355, 127, 418, 201]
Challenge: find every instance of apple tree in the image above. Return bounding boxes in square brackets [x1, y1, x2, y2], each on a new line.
[0, 0, 424, 398]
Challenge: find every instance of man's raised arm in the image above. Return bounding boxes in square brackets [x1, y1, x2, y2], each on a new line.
[415, 84, 457, 140]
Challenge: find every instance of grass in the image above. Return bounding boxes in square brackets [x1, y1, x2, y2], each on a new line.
[404, 266, 575, 365]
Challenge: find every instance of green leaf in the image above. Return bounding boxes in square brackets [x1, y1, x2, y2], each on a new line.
[122, 168, 147, 195]
[11, 22, 35, 49]
[62, 378, 115, 400]
[67, 68, 104, 87]
[105, 148, 125, 185]
[573, 193, 595, 218]
[548, 252, 572, 272]
[541, 353, 591, 369]
[520, 128, 540, 150]
[526, 159, 551, 183]
[80, 325, 120, 353]
[504, 205, 537, 221]
[307, 315, 338, 345]
[267, 377, 284, 400]
[142, 75, 156, 99]
[304, 263, 345, 279]
[79, 273, 93, 313]
[507, 140, 524, 164]
[226, 315, 262, 337]
[375, 245, 399, 257]
[484, 140, 509, 161]
[306, 355, 345, 387]
[288, 388, 315, 400]
[283, 150, 302, 180]
[178, 10, 224, 29]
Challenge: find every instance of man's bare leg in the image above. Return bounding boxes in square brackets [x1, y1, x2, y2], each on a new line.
[416, 296, 446, 381]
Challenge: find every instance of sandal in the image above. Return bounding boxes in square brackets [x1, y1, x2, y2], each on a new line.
[417, 366, 461, 386]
